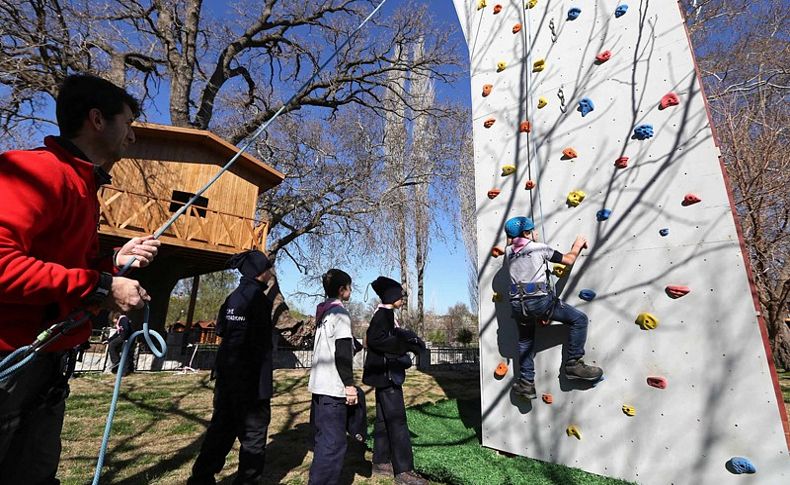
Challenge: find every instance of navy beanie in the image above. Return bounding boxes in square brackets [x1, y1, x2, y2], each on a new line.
[371, 276, 404, 304]
[226, 250, 272, 278]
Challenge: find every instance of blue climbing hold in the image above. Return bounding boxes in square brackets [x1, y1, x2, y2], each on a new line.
[579, 289, 596, 301]
[633, 124, 654, 140]
[596, 209, 612, 221]
[615, 5, 628, 17]
[568, 7, 581, 20]
[725, 457, 756, 474]
[578, 98, 595, 117]
[659, 228, 670, 237]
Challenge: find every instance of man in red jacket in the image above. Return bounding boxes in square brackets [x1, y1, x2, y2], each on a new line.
[0, 74, 161, 484]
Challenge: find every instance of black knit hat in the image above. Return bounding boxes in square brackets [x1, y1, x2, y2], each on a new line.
[371, 276, 405, 304]
[226, 250, 272, 278]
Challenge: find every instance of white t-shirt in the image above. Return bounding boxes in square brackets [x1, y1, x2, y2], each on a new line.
[308, 300, 353, 398]
[504, 241, 557, 295]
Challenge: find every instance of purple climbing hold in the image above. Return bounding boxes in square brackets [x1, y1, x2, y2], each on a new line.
[633, 124, 654, 140]
[615, 5, 628, 18]
[567, 7, 581, 20]
[659, 228, 669, 237]
[596, 209, 612, 221]
[578, 98, 595, 117]
[725, 457, 756, 474]
[579, 289, 596, 301]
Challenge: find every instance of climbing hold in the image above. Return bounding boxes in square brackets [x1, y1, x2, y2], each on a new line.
[646, 376, 668, 389]
[596, 209, 612, 221]
[615, 156, 629, 168]
[526, 0, 538, 8]
[482, 84, 493, 97]
[532, 59, 545, 72]
[577, 98, 594, 117]
[492, 292, 502, 302]
[635, 312, 659, 330]
[501, 165, 516, 176]
[660, 92, 680, 110]
[579, 289, 596, 301]
[566, 425, 582, 440]
[494, 361, 508, 378]
[487, 189, 501, 199]
[567, 7, 581, 20]
[477, 0, 487, 10]
[682, 193, 701, 206]
[497, 61, 507, 72]
[665, 285, 691, 299]
[512, 23, 522, 34]
[519, 121, 531, 133]
[566, 190, 586, 207]
[524, 179, 536, 190]
[633, 124, 654, 140]
[595, 50, 612, 63]
[493, 4, 503, 14]
[491, 246, 505, 258]
[562, 147, 578, 159]
[542, 393, 553, 404]
[725, 457, 756, 474]
[615, 4, 628, 17]
[484, 118, 496, 128]
[552, 263, 569, 278]
[537, 97, 548, 108]
[659, 228, 670, 237]
[622, 404, 636, 417]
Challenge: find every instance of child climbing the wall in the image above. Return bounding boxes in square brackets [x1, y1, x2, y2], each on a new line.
[363, 276, 427, 485]
[503, 216, 603, 399]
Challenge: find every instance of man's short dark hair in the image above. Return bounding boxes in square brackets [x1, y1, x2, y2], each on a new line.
[56, 74, 141, 138]
[322, 269, 352, 298]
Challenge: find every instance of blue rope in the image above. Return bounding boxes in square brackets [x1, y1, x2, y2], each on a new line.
[0, 347, 35, 381]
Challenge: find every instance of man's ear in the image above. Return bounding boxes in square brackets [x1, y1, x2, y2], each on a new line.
[86, 108, 105, 132]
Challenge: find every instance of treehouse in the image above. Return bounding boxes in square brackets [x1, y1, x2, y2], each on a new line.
[98, 122, 284, 329]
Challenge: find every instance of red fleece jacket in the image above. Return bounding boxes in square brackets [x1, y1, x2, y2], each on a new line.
[0, 136, 112, 351]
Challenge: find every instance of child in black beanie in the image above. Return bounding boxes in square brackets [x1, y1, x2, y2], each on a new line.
[362, 276, 427, 485]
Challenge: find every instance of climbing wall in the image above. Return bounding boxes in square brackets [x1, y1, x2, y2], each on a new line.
[453, 1, 790, 483]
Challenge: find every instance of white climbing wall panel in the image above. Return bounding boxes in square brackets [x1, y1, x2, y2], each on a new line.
[453, 1, 790, 483]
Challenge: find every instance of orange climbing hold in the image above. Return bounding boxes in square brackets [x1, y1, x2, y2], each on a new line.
[595, 50, 612, 63]
[665, 285, 690, 299]
[512, 23, 522, 34]
[660, 93, 680, 109]
[566, 425, 582, 440]
[491, 246, 505, 257]
[494, 361, 508, 378]
[519, 121, 531, 133]
[482, 84, 493, 97]
[484, 118, 496, 128]
[562, 147, 578, 159]
[487, 188, 501, 199]
[524, 179, 536, 190]
[647, 376, 668, 389]
[682, 193, 701, 206]
[615, 156, 629, 168]
[635, 312, 659, 330]
[493, 4, 503, 14]
[542, 393, 553, 404]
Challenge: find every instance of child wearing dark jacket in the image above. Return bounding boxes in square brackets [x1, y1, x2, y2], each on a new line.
[362, 276, 427, 485]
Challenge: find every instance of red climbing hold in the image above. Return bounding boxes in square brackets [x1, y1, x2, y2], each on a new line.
[519, 121, 531, 133]
[595, 50, 612, 63]
[682, 193, 701, 206]
[615, 156, 629, 168]
[647, 376, 668, 389]
[542, 393, 553, 404]
[484, 118, 496, 128]
[482, 84, 493, 97]
[562, 147, 578, 159]
[525, 179, 536, 190]
[660, 93, 680, 110]
[491, 246, 505, 257]
[487, 189, 501, 199]
[493, 4, 503, 14]
[512, 23, 522, 34]
[665, 285, 690, 299]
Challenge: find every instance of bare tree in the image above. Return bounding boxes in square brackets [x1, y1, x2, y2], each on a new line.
[457, 125, 478, 312]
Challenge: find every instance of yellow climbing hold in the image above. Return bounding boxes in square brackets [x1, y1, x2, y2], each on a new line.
[526, 0, 538, 9]
[537, 97, 548, 108]
[532, 59, 546, 72]
[477, 0, 487, 10]
[622, 404, 636, 417]
[566, 190, 586, 207]
[501, 164, 516, 176]
[566, 425, 582, 440]
[552, 263, 568, 278]
[492, 292, 502, 302]
[497, 61, 507, 72]
[636, 312, 659, 330]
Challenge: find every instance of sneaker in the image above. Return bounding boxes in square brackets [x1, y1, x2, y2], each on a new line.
[512, 378, 537, 399]
[395, 470, 428, 485]
[565, 359, 603, 381]
[372, 462, 394, 476]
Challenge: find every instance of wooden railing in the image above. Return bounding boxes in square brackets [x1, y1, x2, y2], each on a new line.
[98, 186, 268, 253]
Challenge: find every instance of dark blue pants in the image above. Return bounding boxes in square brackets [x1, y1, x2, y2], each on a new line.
[511, 294, 589, 381]
[308, 394, 348, 485]
[373, 385, 413, 475]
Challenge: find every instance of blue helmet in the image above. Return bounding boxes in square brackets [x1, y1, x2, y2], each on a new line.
[504, 216, 535, 237]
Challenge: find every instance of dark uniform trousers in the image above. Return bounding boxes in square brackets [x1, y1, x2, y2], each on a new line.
[308, 394, 349, 485]
[372, 385, 413, 475]
[188, 385, 271, 485]
[0, 352, 68, 485]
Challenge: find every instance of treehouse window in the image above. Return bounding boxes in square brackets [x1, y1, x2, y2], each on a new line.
[169, 190, 208, 217]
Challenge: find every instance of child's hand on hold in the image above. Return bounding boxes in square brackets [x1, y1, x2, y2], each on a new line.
[573, 236, 588, 251]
